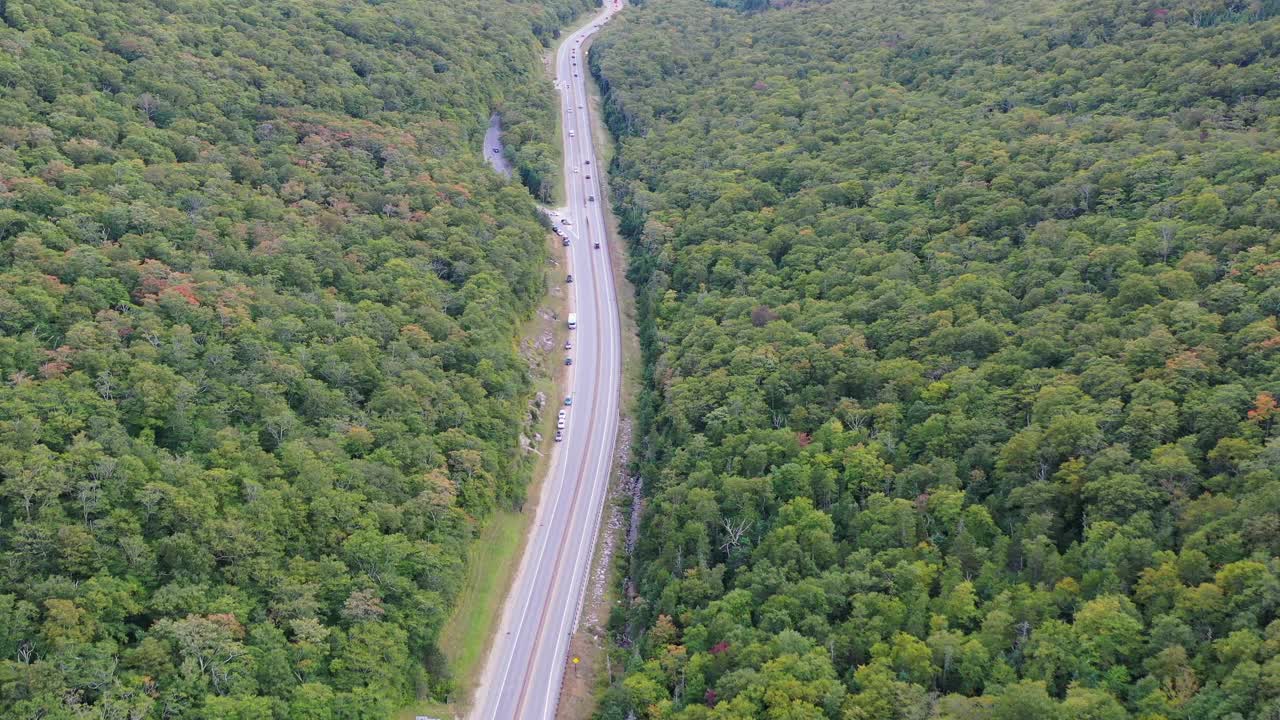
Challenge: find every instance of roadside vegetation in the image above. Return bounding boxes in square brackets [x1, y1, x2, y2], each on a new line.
[591, 0, 1280, 717]
[410, 231, 579, 718]
[0, 0, 592, 716]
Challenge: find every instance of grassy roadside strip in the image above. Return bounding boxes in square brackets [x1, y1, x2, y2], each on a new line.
[400, 11, 625, 719]
[555, 32, 642, 718]
[541, 47, 567, 208]
[393, 11, 621, 720]
[396, 231, 574, 720]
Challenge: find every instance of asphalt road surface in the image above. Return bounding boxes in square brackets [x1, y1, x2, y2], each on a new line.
[471, 2, 624, 718]
[483, 113, 513, 178]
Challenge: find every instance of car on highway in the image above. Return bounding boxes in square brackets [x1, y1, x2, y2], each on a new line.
[594, 240, 600, 248]
[588, 195, 595, 201]
[477, 8, 620, 717]
[562, 236, 570, 246]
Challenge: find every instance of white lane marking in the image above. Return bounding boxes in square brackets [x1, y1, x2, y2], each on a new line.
[482, 33, 590, 716]
[482, 6, 620, 716]
[537, 11, 625, 716]
[484, 370, 579, 719]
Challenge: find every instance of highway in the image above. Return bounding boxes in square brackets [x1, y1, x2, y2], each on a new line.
[471, 2, 624, 718]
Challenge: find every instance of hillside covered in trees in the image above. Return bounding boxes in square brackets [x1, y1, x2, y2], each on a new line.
[592, 0, 1280, 717]
[0, 0, 592, 716]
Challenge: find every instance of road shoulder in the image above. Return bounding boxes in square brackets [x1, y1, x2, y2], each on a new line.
[396, 226, 574, 720]
[554, 33, 643, 717]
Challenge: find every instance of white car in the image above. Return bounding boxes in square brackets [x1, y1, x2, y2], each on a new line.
[573, 167, 579, 173]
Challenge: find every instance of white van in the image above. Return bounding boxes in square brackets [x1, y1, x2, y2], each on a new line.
[567, 313, 577, 330]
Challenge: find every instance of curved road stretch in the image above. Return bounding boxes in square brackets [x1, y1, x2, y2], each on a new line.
[472, 2, 624, 718]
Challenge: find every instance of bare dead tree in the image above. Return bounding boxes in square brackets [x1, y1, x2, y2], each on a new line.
[719, 517, 750, 554]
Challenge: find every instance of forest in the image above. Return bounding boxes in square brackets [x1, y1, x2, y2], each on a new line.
[591, 0, 1280, 717]
[0, 0, 592, 716]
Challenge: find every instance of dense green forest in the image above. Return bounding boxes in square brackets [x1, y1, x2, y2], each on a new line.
[592, 0, 1280, 717]
[0, 0, 591, 716]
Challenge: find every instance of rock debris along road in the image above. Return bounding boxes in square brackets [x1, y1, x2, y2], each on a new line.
[471, 2, 624, 719]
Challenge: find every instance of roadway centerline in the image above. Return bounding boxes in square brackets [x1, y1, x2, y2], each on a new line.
[511, 261, 608, 716]
[515, 15, 620, 717]
[470, 2, 623, 718]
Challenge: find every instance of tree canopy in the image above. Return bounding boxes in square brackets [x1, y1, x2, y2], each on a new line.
[0, 0, 592, 716]
[592, 0, 1280, 717]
